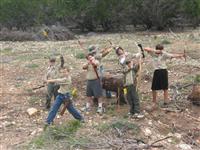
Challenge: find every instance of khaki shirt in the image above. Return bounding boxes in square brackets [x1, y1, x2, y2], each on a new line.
[45, 65, 59, 80]
[149, 51, 173, 70]
[94, 53, 103, 66]
[54, 76, 72, 94]
[86, 60, 100, 80]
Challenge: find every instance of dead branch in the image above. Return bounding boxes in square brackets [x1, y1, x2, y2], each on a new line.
[114, 127, 123, 137]
[183, 134, 200, 148]
[186, 114, 200, 122]
[150, 136, 172, 146]
[32, 85, 45, 90]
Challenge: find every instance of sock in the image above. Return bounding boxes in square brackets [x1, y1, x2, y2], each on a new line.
[98, 103, 102, 108]
[86, 103, 90, 108]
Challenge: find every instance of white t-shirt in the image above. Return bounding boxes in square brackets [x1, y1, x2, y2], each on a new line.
[118, 52, 142, 65]
[149, 51, 173, 70]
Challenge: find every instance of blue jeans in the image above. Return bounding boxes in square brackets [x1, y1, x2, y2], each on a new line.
[46, 93, 83, 124]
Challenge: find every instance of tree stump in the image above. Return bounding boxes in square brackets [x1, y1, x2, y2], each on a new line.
[102, 74, 127, 105]
[188, 84, 200, 106]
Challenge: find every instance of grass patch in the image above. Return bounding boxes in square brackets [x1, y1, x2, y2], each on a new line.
[1, 48, 13, 55]
[75, 52, 85, 59]
[161, 39, 171, 45]
[97, 122, 111, 132]
[28, 96, 40, 105]
[15, 52, 49, 62]
[195, 75, 200, 83]
[97, 119, 140, 135]
[25, 63, 39, 69]
[29, 120, 83, 149]
[111, 120, 140, 133]
[15, 83, 22, 88]
[105, 105, 115, 116]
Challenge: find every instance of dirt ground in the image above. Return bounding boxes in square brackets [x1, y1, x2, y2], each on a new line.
[0, 30, 200, 150]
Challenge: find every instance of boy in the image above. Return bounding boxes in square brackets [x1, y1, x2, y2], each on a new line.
[82, 53, 104, 114]
[115, 46, 142, 66]
[123, 58, 144, 118]
[46, 66, 84, 125]
[144, 44, 185, 108]
[44, 57, 60, 109]
[87, 44, 113, 98]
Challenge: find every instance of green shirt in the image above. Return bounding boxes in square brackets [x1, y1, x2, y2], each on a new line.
[123, 64, 139, 86]
[45, 65, 59, 80]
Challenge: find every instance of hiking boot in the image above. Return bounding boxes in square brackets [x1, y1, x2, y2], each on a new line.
[133, 113, 144, 119]
[97, 107, 104, 114]
[160, 102, 170, 108]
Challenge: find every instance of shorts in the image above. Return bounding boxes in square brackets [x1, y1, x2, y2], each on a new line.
[86, 79, 102, 97]
[151, 69, 168, 90]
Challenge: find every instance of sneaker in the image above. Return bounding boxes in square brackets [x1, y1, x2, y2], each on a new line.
[97, 107, 104, 114]
[134, 113, 144, 119]
[81, 106, 90, 112]
[160, 102, 170, 108]
[79, 118, 85, 123]
[43, 123, 50, 131]
[127, 112, 132, 116]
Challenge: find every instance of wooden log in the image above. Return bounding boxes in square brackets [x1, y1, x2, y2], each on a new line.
[102, 74, 127, 105]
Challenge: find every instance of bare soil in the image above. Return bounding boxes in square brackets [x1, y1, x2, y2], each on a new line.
[0, 30, 200, 150]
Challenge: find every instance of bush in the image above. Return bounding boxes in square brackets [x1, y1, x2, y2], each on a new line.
[75, 52, 85, 59]
[0, 0, 199, 31]
[161, 39, 171, 45]
[29, 120, 82, 149]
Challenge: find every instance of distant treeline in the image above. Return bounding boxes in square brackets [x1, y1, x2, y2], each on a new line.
[0, 0, 200, 31]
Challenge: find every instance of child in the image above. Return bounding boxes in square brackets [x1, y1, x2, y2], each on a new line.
[82, 53, 104, 114]
[115, 46, 141, 66]
[88, 45, 113, 98]
[44, 57, 60, 109]
[46, 66, 84, 125]
[144, 44, 185, 108]
[123, 58, 144, 118]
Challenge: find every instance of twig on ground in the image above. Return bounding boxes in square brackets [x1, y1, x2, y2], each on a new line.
[186, 114, 200, 122]
[183, 135, 200, 148]
[114, 127, 123, 137]
[150, 136, 172, 146]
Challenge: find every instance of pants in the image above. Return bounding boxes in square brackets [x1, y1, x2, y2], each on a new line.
[99, 65, 111, 98]
[127, 85, 140, 114]
[46, 93, 83, 124]
[46, 83, 60, 108]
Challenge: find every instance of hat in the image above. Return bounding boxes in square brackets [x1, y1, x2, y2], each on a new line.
[49, 56, 56, 62]
[88, 45, 98, 53]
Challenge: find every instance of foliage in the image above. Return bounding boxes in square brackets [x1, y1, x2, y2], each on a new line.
[97, 119, 140, 134]
[75, 52, 86, 59]
[0, 0, 199, 31]
[161, 39, 171, 45]
[29, 120, 82, 149]
[182, 0, 200, 27]
[25, 63, 39, 69]
[195, 75, 200, 83]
